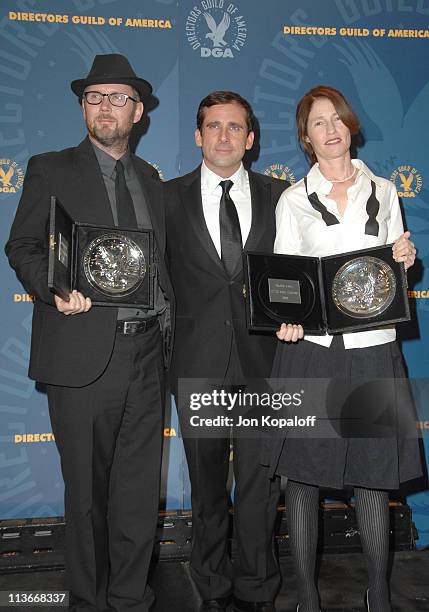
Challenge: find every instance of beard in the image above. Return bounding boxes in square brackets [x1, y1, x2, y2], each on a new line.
[87, 114, 134, 148]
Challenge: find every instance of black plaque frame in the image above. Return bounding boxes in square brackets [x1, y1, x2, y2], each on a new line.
[244, 245, 410, 334]
[48, 196, 154, 308]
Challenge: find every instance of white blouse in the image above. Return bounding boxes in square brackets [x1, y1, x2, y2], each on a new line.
[274, 159, 404, 349]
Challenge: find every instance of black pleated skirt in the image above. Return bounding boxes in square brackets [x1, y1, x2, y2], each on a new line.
[268, 336, 423, 490]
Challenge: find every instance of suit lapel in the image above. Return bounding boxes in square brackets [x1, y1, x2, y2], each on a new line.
[71, 138, 114, 225]
[133, 158, 165, 254]
[181, 168, 225, 273]
[225, 170, 269, 279]
[244, 171, 270, 253]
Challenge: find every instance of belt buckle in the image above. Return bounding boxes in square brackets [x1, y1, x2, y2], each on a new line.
[123, 321, 139, 335]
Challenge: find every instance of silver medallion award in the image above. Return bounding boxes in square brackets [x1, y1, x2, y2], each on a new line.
[48, 197, 154, 307]
[331, 256, 396, 318]
[244, 246, 409, 334]
[83, 233, 146, 297]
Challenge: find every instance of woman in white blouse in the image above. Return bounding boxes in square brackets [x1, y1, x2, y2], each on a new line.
[272, 85, 422, 612]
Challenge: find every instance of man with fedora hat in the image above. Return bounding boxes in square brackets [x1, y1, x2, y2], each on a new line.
[6, 54, 174, 611]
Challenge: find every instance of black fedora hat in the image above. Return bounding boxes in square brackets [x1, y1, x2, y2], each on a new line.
[71, 53, 152, 100]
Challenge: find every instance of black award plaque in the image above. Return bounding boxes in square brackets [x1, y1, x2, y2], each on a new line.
[244, 245, 409, 334]
[48, 196, 154, 308]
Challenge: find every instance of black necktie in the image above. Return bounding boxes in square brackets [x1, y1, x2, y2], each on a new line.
[219, 180, 242, 277]
[115, 159, 137, 228]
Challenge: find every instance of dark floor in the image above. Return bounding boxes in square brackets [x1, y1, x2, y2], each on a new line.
[1, 550, 428, 611]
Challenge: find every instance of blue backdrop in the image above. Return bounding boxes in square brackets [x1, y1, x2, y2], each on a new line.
[1, 0, 428, 546]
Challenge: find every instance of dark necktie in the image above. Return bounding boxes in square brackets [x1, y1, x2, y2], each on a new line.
[219, 180, 242, 277]
[115, 159, 137, 228]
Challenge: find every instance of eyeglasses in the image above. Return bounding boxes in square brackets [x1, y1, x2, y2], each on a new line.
[83, 91, 139, 107]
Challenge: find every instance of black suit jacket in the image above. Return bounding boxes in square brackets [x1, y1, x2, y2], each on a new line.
[5, 137, 174, 387]
[165, 165, 287, 393]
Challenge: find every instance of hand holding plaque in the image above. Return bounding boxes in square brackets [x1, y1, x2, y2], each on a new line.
[48, 197, 154, 308]
[244, 245, 409, 334]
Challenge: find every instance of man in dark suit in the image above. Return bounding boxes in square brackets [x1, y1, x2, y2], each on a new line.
[5, 54, 173, 612]
[165, 92, 288, 612]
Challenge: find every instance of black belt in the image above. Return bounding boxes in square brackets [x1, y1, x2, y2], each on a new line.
[116, 318, 158, 335]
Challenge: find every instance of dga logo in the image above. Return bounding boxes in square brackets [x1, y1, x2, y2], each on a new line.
[263, 163, 296, 185]
[148, 162, 165, 181]
[390, 165, 423, 198]
[185, 1, 247, 58]
[0, 158, 24, 193]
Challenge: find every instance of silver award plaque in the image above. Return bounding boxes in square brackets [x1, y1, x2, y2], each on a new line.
[83, 233, 146, 297]
[332, 256, 396, 318]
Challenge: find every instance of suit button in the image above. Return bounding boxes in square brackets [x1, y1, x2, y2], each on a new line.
[224, 320, 231, 326]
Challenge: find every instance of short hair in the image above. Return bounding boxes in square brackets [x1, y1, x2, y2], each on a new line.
[296, 85, 360, 165]
[196, 91, 254, 134]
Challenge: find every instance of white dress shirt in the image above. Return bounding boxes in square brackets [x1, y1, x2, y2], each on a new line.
[201, 161, 252, 257]
[274, 159, 404, 349]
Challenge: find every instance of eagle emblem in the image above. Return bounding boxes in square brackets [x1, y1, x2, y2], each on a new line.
[399, 172, 413, 192]
[0, 165, 14, 187]
[203, 12, 230, 47]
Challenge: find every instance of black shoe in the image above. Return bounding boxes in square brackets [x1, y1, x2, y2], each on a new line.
[200, 597, 231, 611]
[232, 597, 275, 612]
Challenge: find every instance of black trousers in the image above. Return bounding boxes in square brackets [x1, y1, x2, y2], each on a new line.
[48, 325, 165, 612]
[178, 338, 281, 602]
